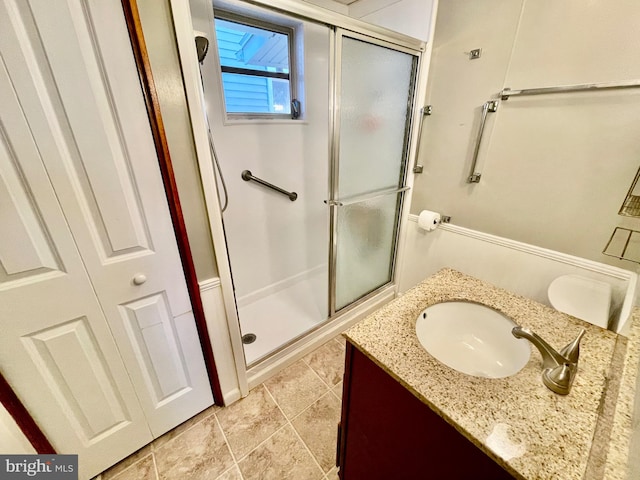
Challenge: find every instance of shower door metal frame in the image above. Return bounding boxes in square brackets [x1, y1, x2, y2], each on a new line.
[328, 29, 421, 317]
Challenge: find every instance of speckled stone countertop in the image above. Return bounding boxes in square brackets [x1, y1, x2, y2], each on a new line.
[343, 268, 639, 480]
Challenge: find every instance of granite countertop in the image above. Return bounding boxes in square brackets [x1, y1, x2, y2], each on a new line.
[343, 268, 639, 480]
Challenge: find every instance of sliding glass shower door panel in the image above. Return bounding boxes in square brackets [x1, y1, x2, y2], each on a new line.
[332, 33, 417, 312]
[335, 193, 402, 310]
[337, 37, 415, 197]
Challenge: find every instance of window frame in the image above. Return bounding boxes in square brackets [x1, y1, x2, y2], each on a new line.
[213, 9, 299, 120]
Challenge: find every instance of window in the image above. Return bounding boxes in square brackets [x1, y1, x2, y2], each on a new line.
[213, 11, 299, 119]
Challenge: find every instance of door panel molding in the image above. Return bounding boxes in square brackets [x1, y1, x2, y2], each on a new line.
[120, 293, 190, 405]
[0, 121, 63, 282]
[22, 317, 132, 445]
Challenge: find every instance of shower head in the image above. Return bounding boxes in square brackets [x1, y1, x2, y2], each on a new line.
[195, 35, 209, 63]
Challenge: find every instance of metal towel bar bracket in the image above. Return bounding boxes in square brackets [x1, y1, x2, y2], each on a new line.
[241, 170, 298, 201]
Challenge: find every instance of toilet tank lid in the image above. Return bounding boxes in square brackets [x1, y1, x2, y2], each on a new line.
[547, 274, 612, 328]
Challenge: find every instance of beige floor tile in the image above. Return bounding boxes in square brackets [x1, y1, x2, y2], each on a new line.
[109, 454, 156, 480]
[215, 465, 243, 480]
[152, 404, 217, 449]
[101, 445, 152, 479]
[216, 385, 286, 459]
[291, 392, 341, 472]
[154, 414, 234, 480]
[264, 360, 329, 419]
[304, 339, 346, 387]
[238, 424, 324, 480]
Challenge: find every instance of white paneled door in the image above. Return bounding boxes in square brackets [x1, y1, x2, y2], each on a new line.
[0, 0, 213, 478]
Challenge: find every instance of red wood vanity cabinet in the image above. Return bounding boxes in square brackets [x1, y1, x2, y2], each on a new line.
[336, 342, 516, 480]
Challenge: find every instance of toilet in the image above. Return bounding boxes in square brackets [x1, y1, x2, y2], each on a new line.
[547, 274, 612, 329]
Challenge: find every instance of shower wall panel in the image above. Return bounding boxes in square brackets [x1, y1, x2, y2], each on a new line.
[198, 10, 331, 301]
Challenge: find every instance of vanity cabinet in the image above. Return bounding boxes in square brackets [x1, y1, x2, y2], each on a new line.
[337, 342, 515, 480]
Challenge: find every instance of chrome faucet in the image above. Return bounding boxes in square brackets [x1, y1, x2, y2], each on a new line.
[511, 326, 586, 395]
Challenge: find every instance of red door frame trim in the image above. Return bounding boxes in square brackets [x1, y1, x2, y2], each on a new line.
[120, 0, 223, 405]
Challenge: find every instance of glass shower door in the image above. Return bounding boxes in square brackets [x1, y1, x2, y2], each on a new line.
[331, 32, 417, 312]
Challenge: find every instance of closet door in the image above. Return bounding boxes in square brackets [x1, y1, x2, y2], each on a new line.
[16, 0, 213, 437]
[0, 0, 213, 474]
[0, 46, 153, 477]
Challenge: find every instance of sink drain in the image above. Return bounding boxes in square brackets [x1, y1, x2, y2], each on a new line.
[242, 333, 257, 345]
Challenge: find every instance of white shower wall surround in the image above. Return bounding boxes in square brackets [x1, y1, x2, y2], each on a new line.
[398, 216, 638, 335]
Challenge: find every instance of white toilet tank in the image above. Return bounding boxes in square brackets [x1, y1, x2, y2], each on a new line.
[547, 274, 612, 329]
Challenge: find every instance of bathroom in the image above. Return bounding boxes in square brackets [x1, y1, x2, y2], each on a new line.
[1, 0, 639, 478]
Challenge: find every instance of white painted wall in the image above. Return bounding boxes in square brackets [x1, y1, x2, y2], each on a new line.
[411, 0, 640, 269]
[303, 0, 349, 15]
[0, 405, 36, 454]
[350, 0, 435, 41]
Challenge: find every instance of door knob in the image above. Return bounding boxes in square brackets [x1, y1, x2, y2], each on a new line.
[132, 274, 147, 285]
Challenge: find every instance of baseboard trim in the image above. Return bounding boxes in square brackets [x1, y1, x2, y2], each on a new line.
[222, 388, 241, 406]
[198, 277, 243, 406]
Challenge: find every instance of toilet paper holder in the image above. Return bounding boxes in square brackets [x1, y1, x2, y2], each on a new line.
[417, 211, 451, 231]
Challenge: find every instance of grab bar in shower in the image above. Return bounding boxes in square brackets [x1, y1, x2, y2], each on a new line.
[500, 79, 640, 100]
[467, 100, 498, 183]
[241, 170, 298, 201]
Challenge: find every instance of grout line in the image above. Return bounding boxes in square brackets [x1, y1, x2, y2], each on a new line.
[236, 421, 291, 464]
[303, 354, 338, 393]
[330, 382, 343, 402]
[150, 453, 159, 480]
[263, 385, 326, 477]
[223, 386, 290, 465]
[212, 409, 241, 467]
[214, 464, 242, 480]
[289, 390, 338, 424]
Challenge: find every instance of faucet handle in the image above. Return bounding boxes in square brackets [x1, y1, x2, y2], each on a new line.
[559, 329, 586, 364]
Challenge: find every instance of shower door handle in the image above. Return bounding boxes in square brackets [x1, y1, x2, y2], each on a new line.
[325, 186, 410, 208]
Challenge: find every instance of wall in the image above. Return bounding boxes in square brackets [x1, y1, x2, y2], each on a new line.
[410, 0, 640, 269]
[137, 0, 218, 281]
[303, 0, 349, 15]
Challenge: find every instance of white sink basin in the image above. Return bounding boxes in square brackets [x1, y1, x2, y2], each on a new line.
[415, 301, 530, 378]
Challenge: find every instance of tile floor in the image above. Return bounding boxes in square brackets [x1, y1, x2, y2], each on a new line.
[96, 336, 346, 480]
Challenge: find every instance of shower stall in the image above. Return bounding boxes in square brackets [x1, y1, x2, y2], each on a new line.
[181, 0, 425, 375]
